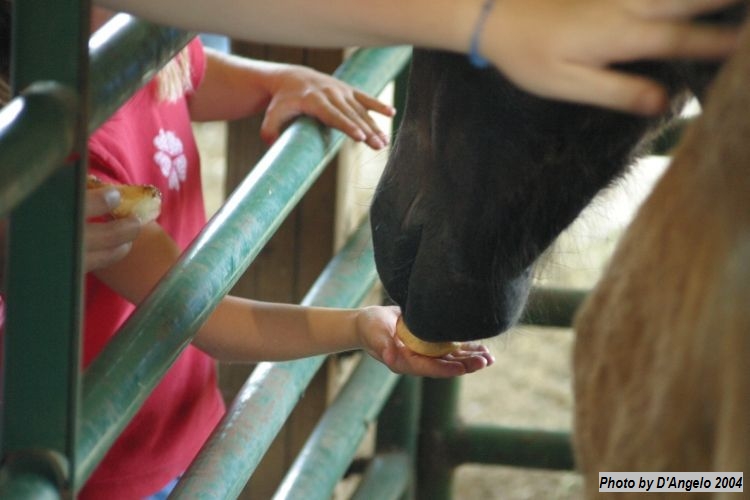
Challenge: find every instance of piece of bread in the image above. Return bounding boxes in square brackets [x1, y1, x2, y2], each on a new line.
[395, 315, 460, 357]
[87, 175, 162, 224]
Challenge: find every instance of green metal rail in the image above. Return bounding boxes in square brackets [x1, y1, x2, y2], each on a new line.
[170, 219, 384, 499]
[2, 3, 89, 499]
[0, 11, 196, 497]
[0, 6, 585, 499]
[273, 356, 401, 500]
[77, 44, 412, 489]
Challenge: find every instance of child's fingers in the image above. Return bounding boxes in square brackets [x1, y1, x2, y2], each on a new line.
[352, 90, 395, 146]
[342, 94, 391, 148]
[353, 89, 395, 117]
[457, 355, 492, 374]
[85, 187, 121, 218]
[261, 85, 392, 149]
[314, 99, 369, 141]
[84, 216, 141, 272]
[385, 345, 469, 378]
[319, 90, 381, 143]
[311, 93, 389, 149]
[445, 344, 495, 373]
[86, 217, 141, 251]
[382, 339, 492, 378]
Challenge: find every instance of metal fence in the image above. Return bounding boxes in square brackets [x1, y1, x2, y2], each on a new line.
[0, 4, 579, 498]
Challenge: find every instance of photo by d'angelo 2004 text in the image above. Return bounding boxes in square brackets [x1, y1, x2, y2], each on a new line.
[599, 472, 743, 493]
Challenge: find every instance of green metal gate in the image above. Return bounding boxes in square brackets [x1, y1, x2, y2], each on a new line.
[0, 4, 580, 498]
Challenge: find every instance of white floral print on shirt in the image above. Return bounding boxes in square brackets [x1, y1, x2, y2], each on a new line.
[153, 128, 187, 190]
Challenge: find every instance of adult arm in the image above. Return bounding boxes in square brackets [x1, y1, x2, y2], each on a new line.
[96, 0, 742, 115]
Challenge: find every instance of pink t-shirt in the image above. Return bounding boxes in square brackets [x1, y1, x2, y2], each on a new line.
[80, 39, 225, 499]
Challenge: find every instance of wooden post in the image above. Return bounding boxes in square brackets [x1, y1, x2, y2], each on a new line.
[219, 42, 344, 499]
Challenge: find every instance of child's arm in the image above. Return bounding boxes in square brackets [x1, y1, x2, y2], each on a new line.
[196, 296, 493, 377]
[97, 0, 740, 115]
[94, 224, 493, 377]
[188, 48, 394, 150]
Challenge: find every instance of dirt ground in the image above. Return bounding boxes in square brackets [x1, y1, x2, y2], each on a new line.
[193, 121, 668, 500]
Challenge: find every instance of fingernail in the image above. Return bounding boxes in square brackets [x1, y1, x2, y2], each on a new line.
[104, 188, 121, 209]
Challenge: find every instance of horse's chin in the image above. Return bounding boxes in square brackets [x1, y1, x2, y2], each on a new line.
[371, 202, 534, 343]
[381, 267, 533, 343]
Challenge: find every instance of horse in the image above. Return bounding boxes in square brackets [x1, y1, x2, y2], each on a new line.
[573, 20, 750, 497]
[369, 6, 745, 344]
[369, 3, 748, 497]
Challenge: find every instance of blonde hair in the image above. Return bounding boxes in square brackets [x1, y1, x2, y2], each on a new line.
[155, 47, 192, 102]
[0, 52, 192, 106]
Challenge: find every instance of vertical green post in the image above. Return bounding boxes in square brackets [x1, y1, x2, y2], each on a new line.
[375, 376, 422, 500]
[2, 0, 89, 496]
[417, 378, 461, 500]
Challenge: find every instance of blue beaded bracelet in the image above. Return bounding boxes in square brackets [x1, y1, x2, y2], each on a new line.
[469, 0, 496, 68]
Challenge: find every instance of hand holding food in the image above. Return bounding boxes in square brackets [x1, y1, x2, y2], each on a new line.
[395, 315, 460, 357]
[84, 179, 145, 272]
[87, 175, 162, 223]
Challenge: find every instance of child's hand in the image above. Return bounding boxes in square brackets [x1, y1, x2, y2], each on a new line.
[85, 186, 141, 272]
[356, 306, 494, 378]
[261, 65, 395, 149]
[480, 0, 741, 115]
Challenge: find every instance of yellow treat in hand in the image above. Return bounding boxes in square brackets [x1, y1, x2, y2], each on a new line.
[396, 315, 460, 357]
[87, 175, 162, 224]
